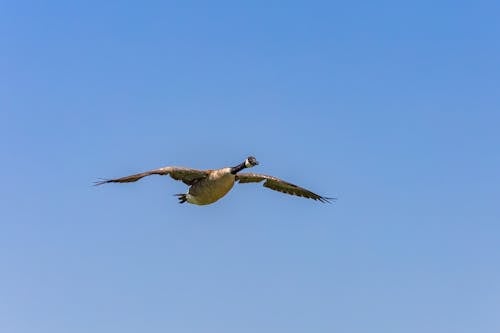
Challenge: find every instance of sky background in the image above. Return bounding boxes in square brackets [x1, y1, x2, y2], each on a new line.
[1, 1, 499, 332]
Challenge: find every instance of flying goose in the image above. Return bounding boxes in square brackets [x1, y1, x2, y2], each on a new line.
[95, 156, 334, 205]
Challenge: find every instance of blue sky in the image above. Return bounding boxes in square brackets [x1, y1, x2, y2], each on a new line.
[1, 1, 499, 332]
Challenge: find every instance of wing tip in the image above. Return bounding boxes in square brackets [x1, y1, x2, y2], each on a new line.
[317, 196, 337, 204]
[93, 178, 111, 186]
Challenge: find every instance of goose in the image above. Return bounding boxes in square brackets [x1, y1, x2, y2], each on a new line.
[95, 156, 334, 205]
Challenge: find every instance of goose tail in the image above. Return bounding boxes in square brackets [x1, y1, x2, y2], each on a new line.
[174, 193, 188, 204]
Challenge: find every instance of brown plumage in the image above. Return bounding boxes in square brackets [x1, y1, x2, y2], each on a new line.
[235, 173, 333, 203]
[95, 156, 334, 205]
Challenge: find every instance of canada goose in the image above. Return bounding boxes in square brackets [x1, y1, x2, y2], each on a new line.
[95, 156, 334, 205]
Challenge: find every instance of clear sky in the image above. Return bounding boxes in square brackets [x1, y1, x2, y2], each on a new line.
[1, 1, 499, 332]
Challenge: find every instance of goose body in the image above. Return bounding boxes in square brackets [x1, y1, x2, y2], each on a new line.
[95, 156, 334, 205]
[184, 168, 235, 205]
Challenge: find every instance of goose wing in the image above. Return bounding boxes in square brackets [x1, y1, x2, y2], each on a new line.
[94, 167, 209, 186]
[235, 173, 334, 203]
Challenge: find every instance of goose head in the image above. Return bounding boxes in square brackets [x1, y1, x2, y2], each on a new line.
[244, 156, 259, 168]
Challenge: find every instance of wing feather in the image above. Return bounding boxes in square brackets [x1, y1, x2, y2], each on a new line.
[235, 173, 334, 203]
[94, 167, 208, 186]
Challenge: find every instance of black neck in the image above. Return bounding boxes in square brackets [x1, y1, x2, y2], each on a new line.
[230, 162, 247, 175]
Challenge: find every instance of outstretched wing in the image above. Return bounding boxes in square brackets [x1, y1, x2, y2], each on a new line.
[235, 173, 334, 203]
[94, 167, 209, 186]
